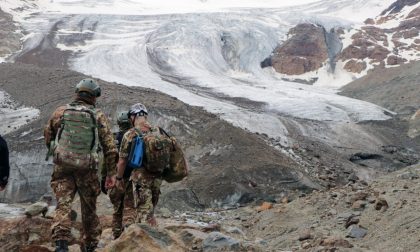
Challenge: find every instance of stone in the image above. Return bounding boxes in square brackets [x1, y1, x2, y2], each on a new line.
[103, 224, 185, 252]
[398, 171, 419, 180]
[226, 226, 245, 236]
[302, 242, 311, 249]
[159, 207, 172, 218]
[347, 225, 368, 239]
[344, 60, 367, 73]
[375, 198, 389, 211]
[202, 232, 241, 252]
[44, 206, 56, 219]
[320, 236, 353, 248]
[387, 55, 407, 65]
[350, 191, 368, 203]
[25, 202, 48, 217]
[201, 223, 221, 233]
[179, 229, 208, 248]
[257, 202, 273, 212]
[352, 200, 367, 210]
[298, 229, 313, 241]
[364, 18, 375, 25]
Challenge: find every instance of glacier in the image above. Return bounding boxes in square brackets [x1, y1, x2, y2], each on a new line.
[0, 0, 396, 141]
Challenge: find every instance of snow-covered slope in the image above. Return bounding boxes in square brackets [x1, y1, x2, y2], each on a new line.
[0, 0, 396, 140]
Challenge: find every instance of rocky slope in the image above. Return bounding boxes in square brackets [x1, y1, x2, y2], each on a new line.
[3, 163, 419, 252]
[0, 63, 318, 209]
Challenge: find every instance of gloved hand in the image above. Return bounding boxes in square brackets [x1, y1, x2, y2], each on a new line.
[100, 176, 108, 194]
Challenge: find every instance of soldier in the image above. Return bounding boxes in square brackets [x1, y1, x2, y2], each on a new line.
[108, 112, 135, 239]
[44, 79, 118, 252]
[109, 103, 164, 226]
[0, 135, 9, 191]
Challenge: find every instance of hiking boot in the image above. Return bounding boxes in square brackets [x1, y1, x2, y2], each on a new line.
[55, 240, 69, 252]
[84, 243, 97, 252]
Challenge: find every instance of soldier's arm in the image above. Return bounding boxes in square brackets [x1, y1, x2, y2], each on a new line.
[116, 130, 131, 177]
[44, 106, 65, 147]
[96, 110, 118, 176]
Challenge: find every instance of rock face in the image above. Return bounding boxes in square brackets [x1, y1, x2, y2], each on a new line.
[270, 24, 329, 75]
[339, 1, 420, 73]
[0, 8, 22, 60]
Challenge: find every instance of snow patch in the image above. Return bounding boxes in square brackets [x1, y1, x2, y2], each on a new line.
[0, 91, 40, 135]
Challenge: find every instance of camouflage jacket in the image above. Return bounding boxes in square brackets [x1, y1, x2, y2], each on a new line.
[44, 100, 118, 176]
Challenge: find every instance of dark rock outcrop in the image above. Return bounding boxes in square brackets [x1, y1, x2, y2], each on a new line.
[270, 23, 329, 75]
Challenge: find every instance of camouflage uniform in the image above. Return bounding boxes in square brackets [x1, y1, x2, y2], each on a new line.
[119, 122, 162, 224]
[44, 100, 117, 247]
[109, 129, 135, 238]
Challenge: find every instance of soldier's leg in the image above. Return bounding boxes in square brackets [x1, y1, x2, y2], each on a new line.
[109, 183, 125, 238]
[50, 168, 77, 242]
[75, 170, 101, 248]
[132, 177, 154, 224]
[123, 179, 136, 226]
[151, 178, 162, 209]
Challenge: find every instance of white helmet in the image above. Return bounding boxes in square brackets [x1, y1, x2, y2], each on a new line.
[128, 103, 148, 116]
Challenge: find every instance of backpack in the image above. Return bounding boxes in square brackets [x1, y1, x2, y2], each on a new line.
[141, 127, 173, 174]
[163, 136, 188, 183]
[53, 104, 99, 171]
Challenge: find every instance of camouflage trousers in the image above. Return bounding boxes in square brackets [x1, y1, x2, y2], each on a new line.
[109, 177, 135, 238]
[50, 165, 101, 246]
[130, 169, 162, 224]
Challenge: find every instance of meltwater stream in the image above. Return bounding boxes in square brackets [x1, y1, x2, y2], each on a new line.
[2, 0, 395, 142]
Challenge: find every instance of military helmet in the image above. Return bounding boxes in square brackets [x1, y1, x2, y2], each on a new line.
[75, 78, 101, 97]
[128, 103, 148, 116]
[117, 111, 130, 126]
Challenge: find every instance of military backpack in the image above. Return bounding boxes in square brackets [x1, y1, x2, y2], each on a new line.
[53, 104, 99, 171]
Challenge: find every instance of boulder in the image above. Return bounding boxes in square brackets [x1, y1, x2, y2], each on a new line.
[320, 236, 353, 248]
[25, 202, 48, 217]
[347, 225, 368, 238]
[271, 23, 329, 75]
[343, 60, 367, 73]
[202, 232, 241, 252]
[103, 224, 185, 252]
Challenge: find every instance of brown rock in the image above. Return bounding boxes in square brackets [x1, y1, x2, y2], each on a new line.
[320, 236, 353, 248]
[257, 202, 273, 212]
[298, 229, 313, 241]
[375, 198, 389, 211]
[271, 23, 328, 75]
[103, 224, 185, 252]
[352, 200, 367, 210]
[407, 6, 420, 19]
[350, 191, 368, 203]
[201, 223, 221, 232]
[387, 55, 407, 65]
[343, 60, 367, 73]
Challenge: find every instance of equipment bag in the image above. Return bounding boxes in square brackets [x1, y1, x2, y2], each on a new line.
[163, 136, 188, 183]
[127, 132, 145, 169]
[142, 127, 173, 174]
[53, 104, 99, 171]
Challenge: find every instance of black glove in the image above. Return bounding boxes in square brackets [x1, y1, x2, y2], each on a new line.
[100, 176, 107, 195]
